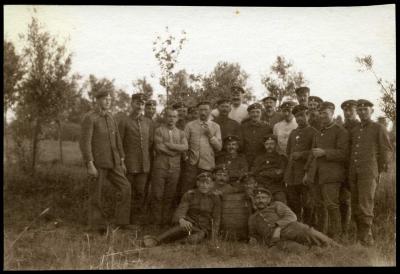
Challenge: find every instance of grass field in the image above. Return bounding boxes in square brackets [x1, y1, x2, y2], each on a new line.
[3, 140, 396, 269]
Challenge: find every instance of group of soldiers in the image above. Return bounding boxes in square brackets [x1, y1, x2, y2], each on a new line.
[79, 85, 392, 249]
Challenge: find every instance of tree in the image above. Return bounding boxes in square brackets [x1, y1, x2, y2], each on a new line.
[132, 77, 154, 101]
[85, 74, 116, 105]
[113, 88, 131, 116]
[356, 55, 396, 124]
[18, 16, 77, 171]
[152, 26, 187, 104]
[201, 61, 254, 105]
[261, 56, 308, 106]
[167, 69, 203, 107]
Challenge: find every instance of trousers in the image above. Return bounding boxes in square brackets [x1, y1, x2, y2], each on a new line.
[127, 172, 149, 224]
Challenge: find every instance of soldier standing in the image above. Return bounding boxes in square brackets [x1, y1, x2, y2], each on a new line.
[285, 105, 318, 226]
[240, 103, 273, 167]
[295, 87, 310, 107]
[144, 100, 157, 121]
[79, 90, 132, 233]
[251, 134, 288, 203]
[211, 86, 249, 123]
[118, 93, 155, 225]
[187, 106, 199, 121]
[213, 98, 241, 144]
[273, 101, 298, 156]
[304, 101, 349, 240]
[261, 96, 284, 128]
[349, 99, 392, 246]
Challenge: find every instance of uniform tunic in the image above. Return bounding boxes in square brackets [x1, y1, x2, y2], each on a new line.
[273, 118, 298, 156]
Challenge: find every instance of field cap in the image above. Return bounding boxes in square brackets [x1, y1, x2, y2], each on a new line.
[197, 171, 213, 181]
[224, 135, 241, 143]
[357, 99, 374, 108]
[131, 93, 146, 102]
[292, 105, 309, 116]
[320, 101, 335, 111]
[217, 98, 231, 105]
[295, 87, 310, 95]
[280, 101, 297, 110]
[254, 187, 272, 196]
[231, 86, 245, 94]
[340, 100, 357, 110]
[263, 134, 278, 143]
[247, 103, 263, 112]
[262, 96, 277, 102]
[213, 164, 228, 175]
[94, 90, 111, 99]
[172, 101, 187, 110]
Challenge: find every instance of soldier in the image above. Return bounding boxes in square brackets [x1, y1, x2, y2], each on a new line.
[143, 172, 222, 247]
[261, 96, 284, 128]
[349, 99, 392, 246]
[251, 134, 288, 204]
[285, 105, 318, 226]
[211, 86, 249, 123]
[173, 102, 189, 131]
[179, 101, 222, 199]
[79, 90, 132, 233]
[216, 135, 249, 183]
[248, 187, 340, 248]
[118, 93, 155, 225]
[150, 108, 188, 228]
[273, 101, 298, 156]
[213, 98, 241, 144]
[144, 100, 157, 121]
[340, 100, 360, 237]
[308, 96, 323, 131]
[304, 101, 349, 240]
[295, 87, 310, 107]
[240, 103, 273, 167]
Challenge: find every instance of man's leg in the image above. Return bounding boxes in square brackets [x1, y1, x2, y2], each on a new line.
[287, 185, 302, 220]
[163, 169, 181, 226]
[357, 175, 377, 246]
[302, 185, 315, 227]
[349, 171, 362, 241]
[127, 173, 149, 224]
[87, 169, 108, 231]
[321, 182, 342, 240]
[311, 183, 328, 234]
[179, 164, 198, 200]
[107, 166, 132, 226]
[150, 168, 166, 226]
[339, 183, 352, 236]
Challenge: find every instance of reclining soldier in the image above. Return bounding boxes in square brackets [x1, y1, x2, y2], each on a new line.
[248, 187, 340, 248]
[143, 172, 221, 247]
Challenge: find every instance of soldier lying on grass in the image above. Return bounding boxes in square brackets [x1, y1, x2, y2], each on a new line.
[248, 187, 341, 248]
[143, 172, 221, 247]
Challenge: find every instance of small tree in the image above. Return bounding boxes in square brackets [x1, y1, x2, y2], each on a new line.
[261, 56, 308, 106]
[132, 77, 154, 100]
[356, 55, 396, 124]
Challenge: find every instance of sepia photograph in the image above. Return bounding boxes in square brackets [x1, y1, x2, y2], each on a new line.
[3, 4, 396, 269]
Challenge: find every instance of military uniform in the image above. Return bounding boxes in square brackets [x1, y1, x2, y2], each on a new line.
[216, 153, 248, 181]
[79, 95, 131, 230]
[305, 102, 349, 238]
[349, 100, 392, 244]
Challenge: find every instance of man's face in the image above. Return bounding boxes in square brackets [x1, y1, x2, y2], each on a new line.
[319, 108, 334, 125]
[197, 177, 215, 194]
[145, 105, 157, 118]
[131, 100, 145, 114]
[297, 93, 309, 106]
[198, 104, 211, 121]
[356, 106, 373, 121]
[230, 92, 242, 107]
[283, 108, 294, 121]
[264, 139, 277, 153]
[263, 99, 276, 111]
[165, 109, 178, 127]
[254, 193, 272, 210]
[97, 94, 112, 111]
[177, 107, 188, 120]
[218, 102, 231, 117]
[295, 112, 308, 127]
[249, 109, 262, 122]
[189, 109, 199, 120]
[308, 101, 319, 111]
[343, 106, 357, 121]
[214, 171, 229, 186]
[226, 141, 239, 154]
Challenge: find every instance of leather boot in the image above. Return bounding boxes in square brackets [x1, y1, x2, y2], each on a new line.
[340, 203, 351, 235]
[359, 223, 375, 247]
[327, 208, 342, 241]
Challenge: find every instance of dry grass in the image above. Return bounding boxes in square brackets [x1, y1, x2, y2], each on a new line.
[3, 140, 396, 269]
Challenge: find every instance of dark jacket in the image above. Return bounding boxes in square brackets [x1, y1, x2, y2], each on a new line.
[252, 151, 288, 191]
[79, 109, 124, 169]
[216, 153, 249, 181]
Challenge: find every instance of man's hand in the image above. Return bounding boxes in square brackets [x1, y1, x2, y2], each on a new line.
[312, 148, 326, 158]
[87, 162, 98, 177]
[270, 226, 281, 245]
[249, 237, 258, 246]
[201, 123, 213, 138]
[302, 173, 308, 185]
[165, 142, 174, 150]
[121, 161, 127, 175]
[291, 152, 302, 160]
[179, 218, 193, 231]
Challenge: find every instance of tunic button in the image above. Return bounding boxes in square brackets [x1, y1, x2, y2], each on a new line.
[356, 145, 359, 147]
[354, 159, 357, 162]
[355, 152, 358, 155]
[321, 134, 324, 136]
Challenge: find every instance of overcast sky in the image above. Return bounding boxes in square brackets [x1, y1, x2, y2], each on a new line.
[4, 5, 396, 120]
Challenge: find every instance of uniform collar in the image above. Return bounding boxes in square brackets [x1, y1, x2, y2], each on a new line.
[360, 119, 372, 128]
[130, 112, 144, 120]
[95, 106, 110, 117]
[321, 121, 335, 131]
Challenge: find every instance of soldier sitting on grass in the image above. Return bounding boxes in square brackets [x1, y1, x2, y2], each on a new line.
[248, 187, 341, 249]
[143, 172, 221, 247]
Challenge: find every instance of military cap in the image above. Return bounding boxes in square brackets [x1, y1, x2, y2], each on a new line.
[247, 103, 263, 112]
[172, 101, 187, 109]
[261, 96, 277, 102]
[94, 90, 111, 99]
[196, 171, 213, 181]
[309, 96, 323, 104]
[292, 105, 309, 116]
[197, 101, 212, 107]
[188, 106, 198, 113]
[213, 164, 228, 174]
[320, 101, 335, 111]
[224, 135, 241, 143]
[145, 100, 157, 106]
[131, 93, 146, 102]
[217, 98, 231, 105]
[280, 101, 297, 110]
[295, 87, 310, 95]
[254, 187, 272, 196]
[340, 100, 357, 110]
[231, 86, 245, 94]
[263, 134, 278, 143]
[357, 99, 374, 108]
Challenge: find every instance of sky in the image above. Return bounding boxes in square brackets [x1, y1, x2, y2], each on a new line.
[4, 5, 396, 121]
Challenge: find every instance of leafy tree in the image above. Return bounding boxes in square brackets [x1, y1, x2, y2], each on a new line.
[113, 88, 131, 117]
[356, 55, 396, 124]
[261, 56, 308, 106]
[84, 74, 116, 104]
[167, 69, 203, 107]
[153, 27, 187, 104]
[132, 77, 154, 101]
